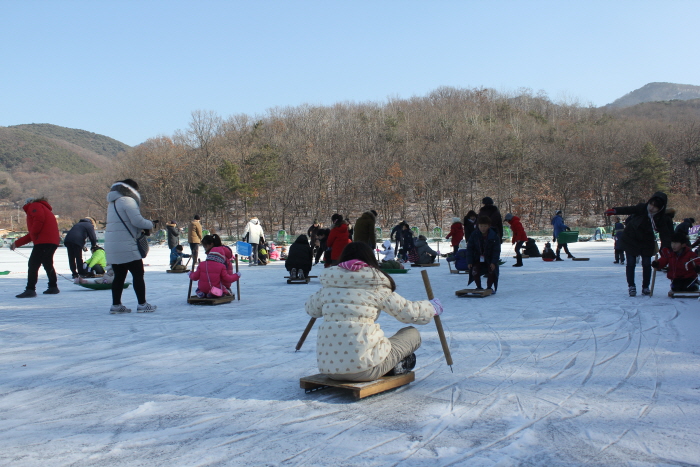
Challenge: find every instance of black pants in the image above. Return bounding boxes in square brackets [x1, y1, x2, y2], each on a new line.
[614, 249, 625, 263]
[26, 244, 58, 291]
[671, 277, 698, 291]
[65, 242, 84, 276]
[625, 252, 651, 288]
[556, 242, 572, 258]
[313, 246, 324, 264]
[112, 260, 146, 306]
[471, 262, 497, 290]
[189, 243, 200, 264]
[82, 263, 105, 275]
[514, 241, 524, 265]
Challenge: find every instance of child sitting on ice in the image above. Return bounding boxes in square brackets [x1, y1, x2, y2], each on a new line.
[305, 242, 443, 381]
[268, 241, 280, 260]
[81, 245, 106, 276]
[541, 242, 556, 261]
[170, 244, 191, 269]
[652, 232, 700, 295]
[286, 234, 313, 279]
[76, 265, 115, 285]
[189, 238, 241, 298]
[378, 239, 396, 262]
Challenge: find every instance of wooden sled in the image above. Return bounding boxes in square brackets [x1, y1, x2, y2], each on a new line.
[512, 255, 530, 259]
[572, 258, 590, 261]
[187, 295, 236, 305]
[446, 261, 468, 274]
[668, 290, 700, 298]
[166, 269, 190, 273]
[410, 263, 440, 267]
[455, 288, 492, 298]
[285, 275, 317, 284]
[300, 372, 415, 399]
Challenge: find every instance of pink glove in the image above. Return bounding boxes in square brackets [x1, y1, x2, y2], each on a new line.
[430, 298, 443, 316]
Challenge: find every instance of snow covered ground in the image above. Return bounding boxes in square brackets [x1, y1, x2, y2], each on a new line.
[1, 241, 699, 466]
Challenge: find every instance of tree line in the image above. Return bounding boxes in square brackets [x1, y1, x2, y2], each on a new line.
[80, 86, 700, 238]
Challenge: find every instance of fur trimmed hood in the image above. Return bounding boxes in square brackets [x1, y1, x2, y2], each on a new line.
[107, 182, 141, 205]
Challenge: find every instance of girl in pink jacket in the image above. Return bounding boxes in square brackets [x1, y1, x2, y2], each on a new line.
[189, 235, 240, 297]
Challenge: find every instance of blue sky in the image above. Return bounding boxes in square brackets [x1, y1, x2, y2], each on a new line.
[2, 0, 698, 146]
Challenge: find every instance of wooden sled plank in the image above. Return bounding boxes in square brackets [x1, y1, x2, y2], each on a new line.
[287, 278, 310, 284]
[166, 269, 190, 273]
[450, 270, 469, 274]
[512, 255, 530, 259]
[572, 258, 590, 261]
[284, 276, 317, 278]
[455, 288, 492, 297]
[187, 295, 236, 305]
[410, 263, 440, 267]
[669, 291, 700, 298]
[300, 372, 415, 399]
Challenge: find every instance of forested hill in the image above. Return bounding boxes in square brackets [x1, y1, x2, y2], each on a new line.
[0, 124, 130, 174]
[606, 82, 700, 108]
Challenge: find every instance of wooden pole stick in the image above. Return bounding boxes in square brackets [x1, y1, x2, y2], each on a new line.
[187, 259, 198, 301]
[295, 317, 317, 352]
[235, 254, 240, 300]
[420, 269, 453, 371]
[437, 240, 440, 263]
[650, 253, 658, 297]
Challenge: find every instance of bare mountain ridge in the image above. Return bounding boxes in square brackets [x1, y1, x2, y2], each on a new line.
[0, 123, 130, 174]
[606, 82, 700, 109]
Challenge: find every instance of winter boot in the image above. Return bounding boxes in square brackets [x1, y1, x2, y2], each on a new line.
[512, 262, 523, 267]
[386, 353, 416, 376]
[297, 269, 305, 279]
[43, 286, 60, 294]
[16, 289, 37, 298]
[109, 304, 131, 314]
[555, 256, 564, 261]
[290, 268, 297, 279]
[628, 286, 637, 297]
[642, 287, 651, 296]
[137, 303, 157, 313]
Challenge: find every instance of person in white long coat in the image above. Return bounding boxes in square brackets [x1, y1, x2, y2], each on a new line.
[242, 217, 265, 266]
[104, 179, 157, 314]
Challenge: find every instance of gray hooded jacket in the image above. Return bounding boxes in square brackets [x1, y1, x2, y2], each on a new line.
[104, 182, 153, 265]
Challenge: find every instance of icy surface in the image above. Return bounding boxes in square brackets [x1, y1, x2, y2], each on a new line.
[1, 242, 699, 466]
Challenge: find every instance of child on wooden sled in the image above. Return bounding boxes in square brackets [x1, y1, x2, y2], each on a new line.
[189, 234, 240, 298]
[305, 242, 443, 382]
[170, 244, 191, 269]
[286, 234, 313, 279]
[652, 232, 700, 295]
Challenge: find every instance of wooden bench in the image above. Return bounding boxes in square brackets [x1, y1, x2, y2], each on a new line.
[300, 372, 415, 399]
